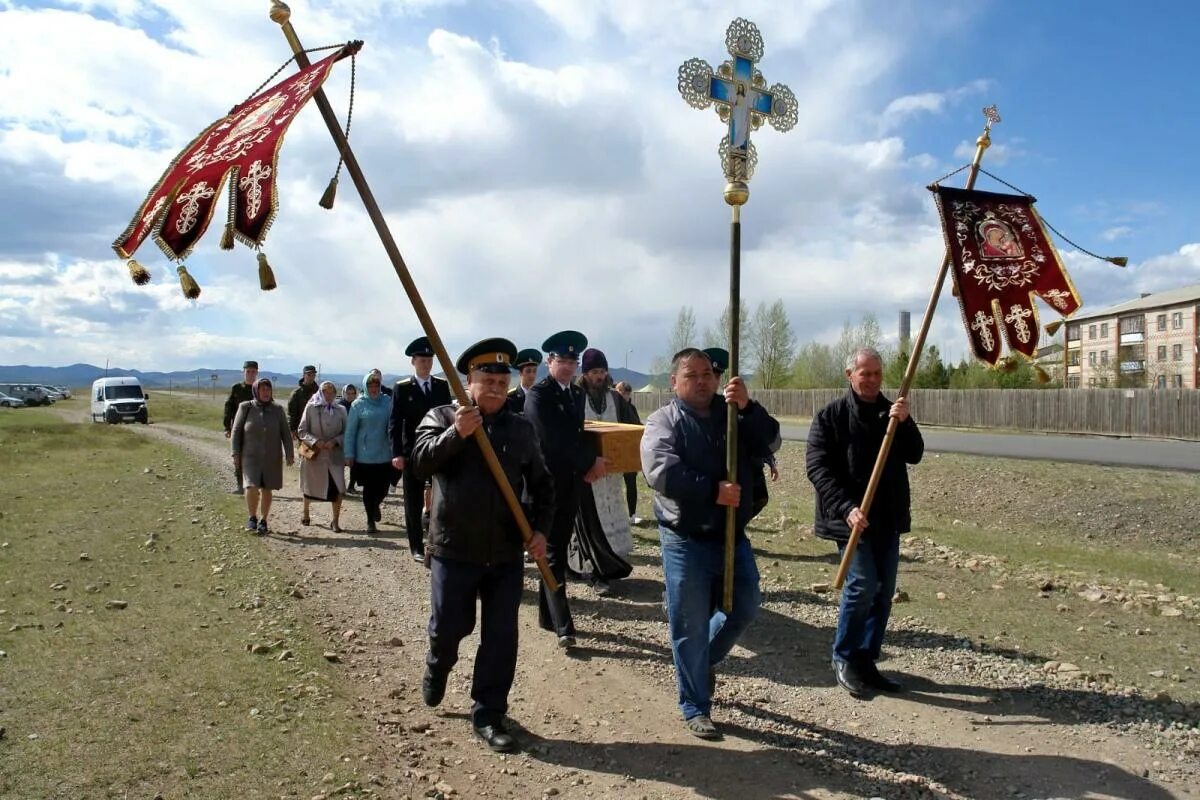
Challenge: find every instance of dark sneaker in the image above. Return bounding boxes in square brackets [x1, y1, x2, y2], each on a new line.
[684, 714, 721, 740]
[245, 516, 258, 531]
[421, 667, 446, 707]
[473, 721, 516, 753]
[256, 518, 268, 536]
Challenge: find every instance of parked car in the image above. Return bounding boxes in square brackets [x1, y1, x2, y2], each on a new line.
[0, 391, 26, 408]
[0, 383, 54, 406]
[91, 377, 148, 424]
[51, 385, 73, 399]
[38, 385, 67, 400]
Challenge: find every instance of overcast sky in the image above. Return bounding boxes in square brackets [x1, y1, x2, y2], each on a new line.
[2, 0, 1197, 375]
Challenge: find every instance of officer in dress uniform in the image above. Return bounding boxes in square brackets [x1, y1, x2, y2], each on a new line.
[410, 337, 552, 753]
[524, 330, 606, 648]
[506, 348, 542, 414]
[391, 337, 452, 562]
[223, 360, 258, 494]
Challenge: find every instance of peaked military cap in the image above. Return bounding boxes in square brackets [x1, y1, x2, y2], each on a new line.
[405, 336, 435, 357]
[703, 347, 729, 375]
[541, 330, 587, 360]
[514, 348, 542, 369]
[457, 337, 518, 375]
[242, 360, 259, 370]
[302, 365, 317, 373]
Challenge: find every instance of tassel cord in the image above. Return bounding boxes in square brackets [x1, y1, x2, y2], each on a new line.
[237, 43, 348, 110]
[319, 53, 356, 208]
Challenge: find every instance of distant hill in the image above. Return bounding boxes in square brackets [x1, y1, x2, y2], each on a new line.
[0, 363, 656, 391]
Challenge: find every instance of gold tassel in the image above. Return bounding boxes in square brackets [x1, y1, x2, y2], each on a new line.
[996, 356, 1018, 374]
[1107, 256, 1128, 268]
[220, 221, 235, 251]
[257, 251, 277, 291]
[1044, 319, 1063, 337]
[176, 265, 200, 299]
[126, 259, 151, 286]
[318, 176, 338, 210]
[1034, 365, 1051, 384]
[951, 283, 959, 298]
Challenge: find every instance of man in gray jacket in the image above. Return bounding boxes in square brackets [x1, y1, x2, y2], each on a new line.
[640, 347, 780, 740]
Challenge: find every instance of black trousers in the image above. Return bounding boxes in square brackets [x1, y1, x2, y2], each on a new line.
[624, 472, 637, 517]
[539, 471, 580, 636]
[357, 462, 391, 520]
[401, 468, 428, 555]
[426, 557, 522, 726]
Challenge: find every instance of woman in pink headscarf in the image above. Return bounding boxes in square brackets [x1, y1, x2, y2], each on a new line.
[298, 380, 347, 532]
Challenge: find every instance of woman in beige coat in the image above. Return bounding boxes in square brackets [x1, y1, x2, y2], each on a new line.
[231, 377, 294, 535]
[298, 381, 347, 531]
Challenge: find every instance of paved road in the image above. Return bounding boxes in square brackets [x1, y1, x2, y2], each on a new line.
[780, 424, 1200, 472]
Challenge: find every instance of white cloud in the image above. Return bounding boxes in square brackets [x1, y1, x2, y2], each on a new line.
[1100, 225, 1132, 242]
[878, 79, 991, 133]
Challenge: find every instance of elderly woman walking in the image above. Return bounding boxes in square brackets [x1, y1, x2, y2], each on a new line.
[298, 380, 347, 532]
[231, 377, 294, 535]
[345, 371, 393, 534]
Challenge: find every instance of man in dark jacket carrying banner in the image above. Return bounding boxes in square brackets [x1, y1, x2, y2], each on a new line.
[411, 337, 551, 753]
[805, 346, 924, 698]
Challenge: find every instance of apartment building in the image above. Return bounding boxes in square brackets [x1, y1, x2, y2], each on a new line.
[1064, 283, 1200, 389]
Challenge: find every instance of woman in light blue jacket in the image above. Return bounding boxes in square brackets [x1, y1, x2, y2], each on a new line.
[345, 371, 393, 533]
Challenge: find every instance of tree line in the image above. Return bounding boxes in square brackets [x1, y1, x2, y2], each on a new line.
[653, 306, 1052, 390]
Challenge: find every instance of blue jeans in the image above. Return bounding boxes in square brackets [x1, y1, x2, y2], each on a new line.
[660, 528, 761, 720]
[833, 532, 900, 666]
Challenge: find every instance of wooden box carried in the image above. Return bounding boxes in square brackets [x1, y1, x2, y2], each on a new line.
[583, 420, 645, 474]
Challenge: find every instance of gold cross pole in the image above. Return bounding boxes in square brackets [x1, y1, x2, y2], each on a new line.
[677, 18, 797, 612]
[832, 106, 1001, 590]
[268, 1, 558, 592]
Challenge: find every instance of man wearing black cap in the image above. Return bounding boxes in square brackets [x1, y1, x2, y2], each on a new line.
[223, 360, 259, 494]
[391, 336, 452, 561]
[506, 347, 542, 414]
[288, 365, 319, 437]
[524, 330, 604, 647]
[410, 337, 552, 753]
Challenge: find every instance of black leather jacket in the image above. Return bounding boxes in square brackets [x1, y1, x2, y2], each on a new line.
[411, 403, 555, 564]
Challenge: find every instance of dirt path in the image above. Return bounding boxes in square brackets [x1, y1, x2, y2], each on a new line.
[89, 406, 1196, 800]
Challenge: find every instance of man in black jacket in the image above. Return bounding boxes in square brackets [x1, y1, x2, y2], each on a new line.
[411, 337, 551, 753]
[524, 330, 604, 648]
[805, 347, 924, 698]
[223, 360, 258, 494]
[287, 365, 319, 436]
[505, 347, 541, 414]
[391, 337, 452, 561]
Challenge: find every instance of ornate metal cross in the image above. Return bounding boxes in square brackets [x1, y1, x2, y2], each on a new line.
[678, 18, 797, 199]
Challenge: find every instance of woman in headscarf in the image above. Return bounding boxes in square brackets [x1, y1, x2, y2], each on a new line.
[298, 380, 347, 532]
[339, 383, 360, 495]
[344, 371, 393, 533]
[231, 377, 294, 535]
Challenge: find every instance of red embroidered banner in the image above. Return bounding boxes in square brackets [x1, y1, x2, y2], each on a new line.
[933, 186, 1081, 365]
[113, 47, 351, 263]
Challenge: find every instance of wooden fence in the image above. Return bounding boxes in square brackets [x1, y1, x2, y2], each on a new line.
[630, 388, 1200, 440]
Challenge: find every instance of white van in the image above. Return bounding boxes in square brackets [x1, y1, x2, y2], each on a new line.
[91, 377, 148, 424]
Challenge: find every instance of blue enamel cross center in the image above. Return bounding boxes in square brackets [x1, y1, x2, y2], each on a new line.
[678, 18, 797, 184]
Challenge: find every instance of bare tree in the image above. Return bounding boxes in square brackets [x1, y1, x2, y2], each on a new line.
[701, 301, 751, 355]
[666, 305, 698, 357]
[833, 313, 883, 370]
[746, 300, 796, 388]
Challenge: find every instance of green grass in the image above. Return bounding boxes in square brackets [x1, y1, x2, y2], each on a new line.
[144, 389, 226, 430]
[0, 409, 374, 798]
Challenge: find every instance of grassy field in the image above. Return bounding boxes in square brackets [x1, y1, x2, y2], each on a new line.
[144, 388, 227, 430]
[0, 408, 378, 799]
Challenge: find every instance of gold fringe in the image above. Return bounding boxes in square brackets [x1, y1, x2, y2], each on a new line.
[127, 259, 151, 286]
[220, 221, 235, 251]
[996, 356, 1018, 374]
[176, 265, 200, 299]
[318, 176, 338, 210]
[1044, 319, 1063, 337]
[257, 252, 277, 291]
[1107, 256, 1128, 268]
[1034, 365, 1051, 384]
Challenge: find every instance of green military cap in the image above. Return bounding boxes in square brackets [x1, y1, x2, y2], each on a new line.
[514, 348, 542, 368]
[703, 347, 729, 376]
[242, 360, 259, 369]
[541, 330, 587, 360]
[456, 337, 518, 375]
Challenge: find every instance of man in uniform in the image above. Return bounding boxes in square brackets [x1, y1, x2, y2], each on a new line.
[524, 330, 605, 648]
[391, 337, 452, 561]
[506, 348, 542, 414]
[410, 337, 551, 753]
[287, 365, 319, 437]
[223, 359, 258, 494]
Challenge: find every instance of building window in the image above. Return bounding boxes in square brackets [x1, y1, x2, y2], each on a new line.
[1066, 323, 1081, 341]
[1173, 374, 1183, 388]
[1067, 375, 1081, 388]
[1099, 377, 1109, 387]
[1156, 375, 1167, 388]
[1172, 312, 1183, 329]
[1157, 314, 1167, 331]
[1157, 345, 1167, 361]
[1100, 322, 1109, 338]
[1088, 352, 1097, 366]
[1088, 324, 1096, 340]
[1100, 350, 1109, 365]
[1068, 351, 1080, 366]
[1173, 344, 1183, 361]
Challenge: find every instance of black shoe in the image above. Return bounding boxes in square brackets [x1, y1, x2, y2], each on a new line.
[473, 721, 516, 753]
[411, 550, 425, 564]
[834, 660, 869, 698]
[256, 518, 268, 536]
[421, 667, 446, 707]
[371, 506, 382, 523]
[860, 662, 903, 693]
[366, 520, 377, 534]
